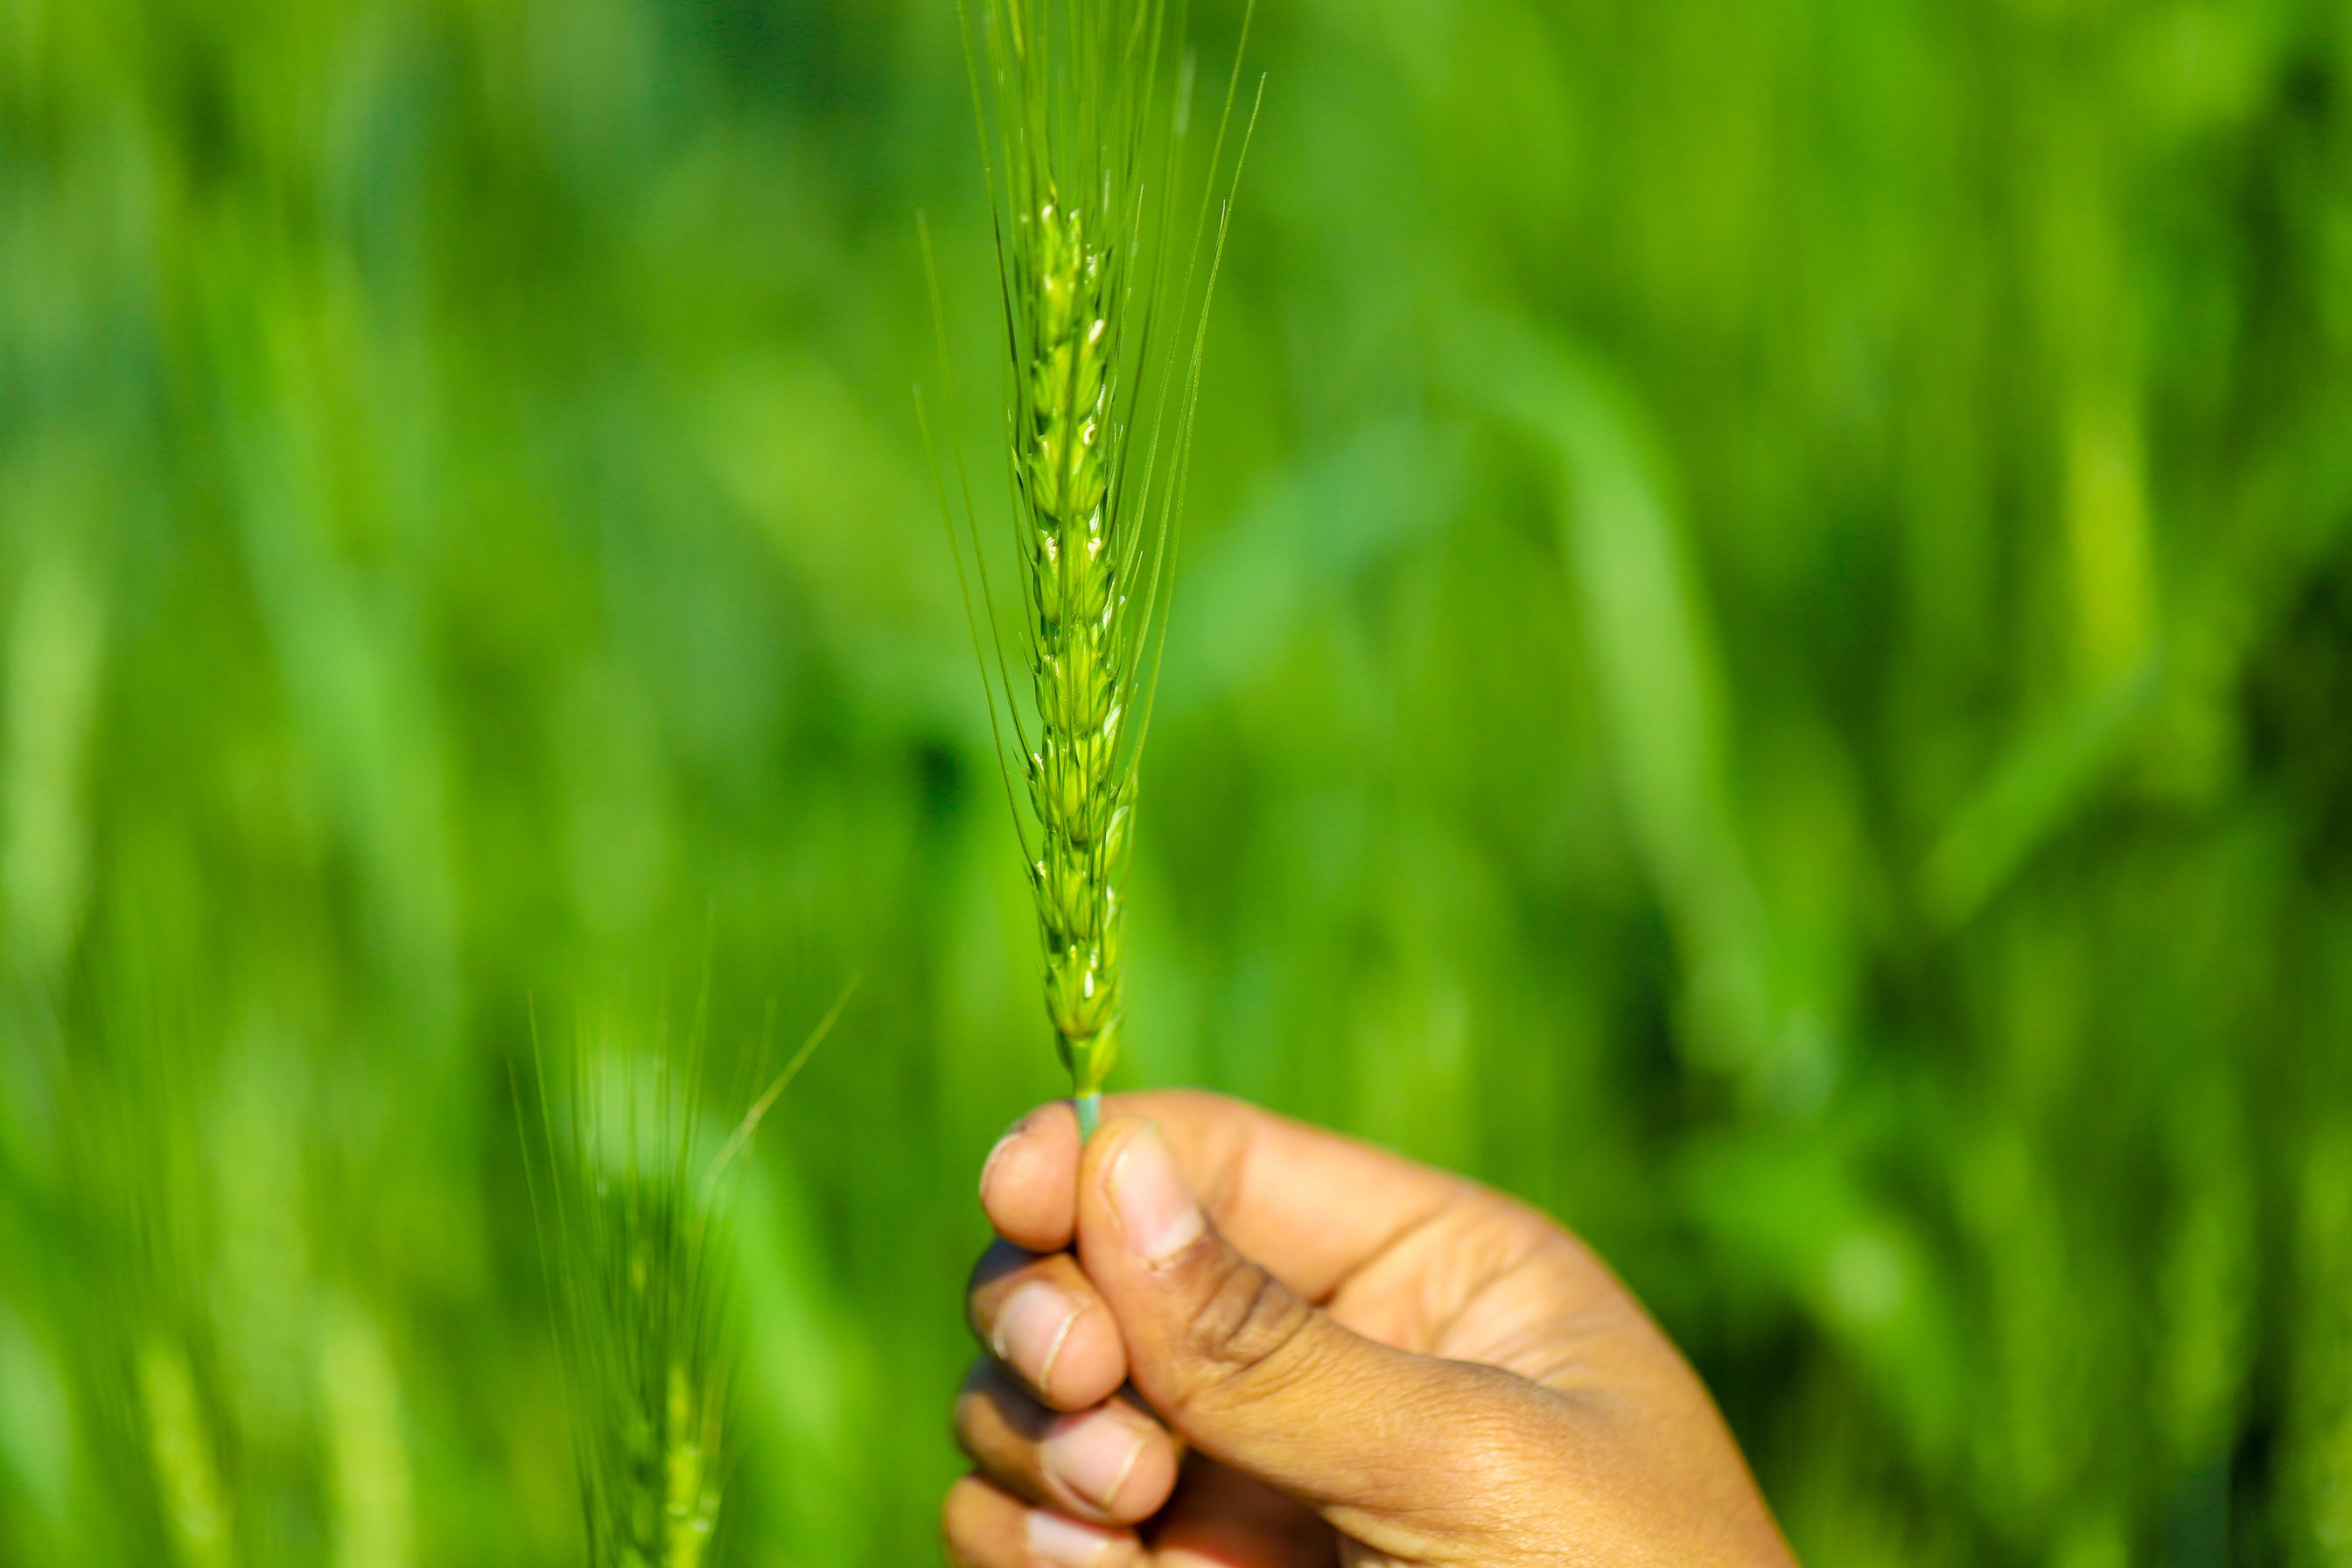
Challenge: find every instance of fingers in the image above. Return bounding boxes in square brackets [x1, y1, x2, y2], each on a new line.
[980, 1102, 1088, 1254]
[954, 1361, 1181, 1525]
[1074, 1116, 1558, 1551]
[980, 1091, 1474, 1302]
[1151, 1460, 1339, 1568]
[967, 1097, 1799, 1568]
[942, 1474, 1144, 1568]
[941, 1456, 1337, 1568]
[969, 1239, 1130, 1410]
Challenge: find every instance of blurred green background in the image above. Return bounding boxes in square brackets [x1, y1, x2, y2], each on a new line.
[4, 0, 2351, 1562]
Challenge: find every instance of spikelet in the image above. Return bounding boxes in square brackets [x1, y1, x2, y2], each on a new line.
[936, 0, 1259, 1124]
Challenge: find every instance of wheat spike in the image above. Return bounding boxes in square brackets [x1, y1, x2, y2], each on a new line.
[1025, 190, 1131, 1102]
[136, 1338, 234, 1568]
[946, 0, 1260, 1127]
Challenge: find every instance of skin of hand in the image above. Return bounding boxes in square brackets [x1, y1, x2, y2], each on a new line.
[946, 1091, 1799, 1568]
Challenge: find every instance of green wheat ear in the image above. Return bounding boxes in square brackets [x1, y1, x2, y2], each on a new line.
[135, 1338, 233, 1568]
[518, 987, 847, 1568]
[929, 0, 1261, 1134]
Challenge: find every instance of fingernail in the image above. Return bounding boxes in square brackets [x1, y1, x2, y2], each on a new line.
[1040, 1408, 1147, 1510]
[992, 1283, 1081, 1391]
[1109, 1124, 1203, 1263]
[1026, 1508, 1115, 1568]
[978, 1112, 1029, 1205]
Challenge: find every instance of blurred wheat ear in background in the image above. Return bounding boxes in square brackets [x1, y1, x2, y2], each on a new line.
[932, 0, 1261, 1133]
[518, 989, 844, 1568]
[22, 1005, 420, 1568]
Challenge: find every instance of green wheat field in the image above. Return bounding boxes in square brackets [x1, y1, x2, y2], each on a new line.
[4, 0, 2350, 1564]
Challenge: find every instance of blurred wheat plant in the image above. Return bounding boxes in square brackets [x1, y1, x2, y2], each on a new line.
[46, 1012, 406, 1568]
[520, 991, 844, 1568]
[926, 0, 1260, 1135]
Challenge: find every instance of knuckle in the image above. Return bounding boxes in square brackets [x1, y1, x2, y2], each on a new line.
[1177, 1246, 1315, 1388]
[949, 1387, 986, 1461]
[964, 1242, 1038, 1341]
[966, 1238, 1034, 1302]
[940, 1479, 987, 1568]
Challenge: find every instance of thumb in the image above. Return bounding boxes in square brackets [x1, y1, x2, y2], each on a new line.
[1075, 1116, 1542, 1548]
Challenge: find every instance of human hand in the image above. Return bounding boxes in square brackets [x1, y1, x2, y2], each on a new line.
[946, 1091, 1796, 1567]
